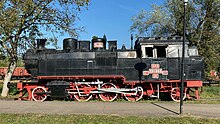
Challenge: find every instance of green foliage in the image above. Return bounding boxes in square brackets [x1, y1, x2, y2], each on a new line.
[0, 58, 9, 67]
[201, 86, 220, 98]
[0, 114, 220, 124]
[130, 0, 220, 79]
[0, 0, 90, 53]
[0, 0, 90, 58]
[0, 83, 2, 93]
[92, 36, 99, 39]
[0, 0, 89, 96]
[130, 5, 176, 37]
[0, 57, 24, 67]
[0, 83, 17, 96]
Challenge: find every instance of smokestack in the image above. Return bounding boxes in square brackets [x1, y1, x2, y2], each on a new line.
[37, 39, 47, 49]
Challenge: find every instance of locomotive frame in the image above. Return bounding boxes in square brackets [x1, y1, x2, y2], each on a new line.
[16, 36, 204, 102]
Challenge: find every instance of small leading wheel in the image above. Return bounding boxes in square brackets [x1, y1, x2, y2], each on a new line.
[99, 83, 118, 102]
[73, 84, 92, 102]
[32, 86, 47, 102]
[124, 86, 143, 102]
[170, 87, 186, 102]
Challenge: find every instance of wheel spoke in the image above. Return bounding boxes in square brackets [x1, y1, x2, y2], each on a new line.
[170, 87, 186, 102]
[99, 83, 118, 102]
[124, 86, 143, 102]
[32, 86, 47, 102]
[73, 84, 92, 102]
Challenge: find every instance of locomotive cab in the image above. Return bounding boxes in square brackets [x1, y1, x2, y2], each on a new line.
[135, 37, 204, 81]
[135, 37, 190, 58]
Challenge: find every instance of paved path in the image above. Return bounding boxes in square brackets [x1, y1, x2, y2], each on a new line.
[0, 100, 220, 118]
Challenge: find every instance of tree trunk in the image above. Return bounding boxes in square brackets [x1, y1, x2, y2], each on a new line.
[1, 61, 17, 97]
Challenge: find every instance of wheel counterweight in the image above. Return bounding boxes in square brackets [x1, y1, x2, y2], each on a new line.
[73, 84, 92, 102]
[124, 86, 143, 101]
[99, 83, 118, 102]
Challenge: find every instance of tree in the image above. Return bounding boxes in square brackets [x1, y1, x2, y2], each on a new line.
[130, 0, 220, 79]
[0, 0, 90, 97]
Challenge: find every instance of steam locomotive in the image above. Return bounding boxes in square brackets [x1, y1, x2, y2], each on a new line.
[17, 36, 204, 102]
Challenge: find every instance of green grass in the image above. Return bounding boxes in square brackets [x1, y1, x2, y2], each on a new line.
[182, 85, 220, 104]
[0, 114, 220, 124]
[201, 86, 220, 99]
[185, 99, 220, 104]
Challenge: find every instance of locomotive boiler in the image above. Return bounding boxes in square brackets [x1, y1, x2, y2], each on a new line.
[17, 36, 204, 102]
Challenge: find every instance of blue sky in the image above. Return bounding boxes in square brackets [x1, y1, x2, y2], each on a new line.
[60, 0, 164, 48]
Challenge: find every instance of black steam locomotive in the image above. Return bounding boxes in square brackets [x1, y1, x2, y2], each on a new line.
[17, 36, 204, 102]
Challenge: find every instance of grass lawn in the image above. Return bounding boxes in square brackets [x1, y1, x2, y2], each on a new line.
[201, 85, 220, 98]
[0, 114, 220, 124]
